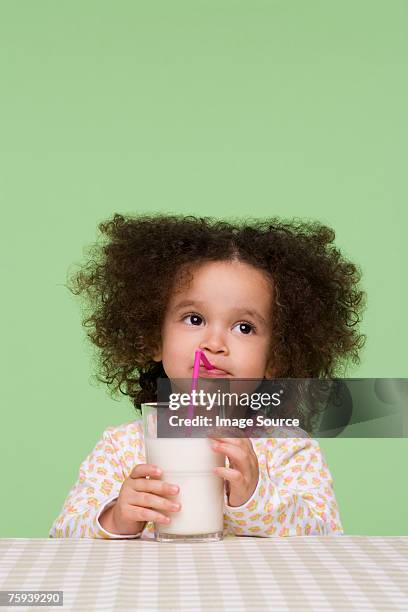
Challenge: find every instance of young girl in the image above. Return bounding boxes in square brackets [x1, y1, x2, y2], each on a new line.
[50, 213, 366, 539]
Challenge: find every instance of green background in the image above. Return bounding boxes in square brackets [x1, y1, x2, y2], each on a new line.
[1, 1, 407, 537]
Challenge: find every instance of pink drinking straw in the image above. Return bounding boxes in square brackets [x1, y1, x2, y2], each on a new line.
[185, 350, 215, 436]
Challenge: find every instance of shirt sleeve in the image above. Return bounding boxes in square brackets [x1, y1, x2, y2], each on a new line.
[49, 427, 143, 539]
[223, 436, 344, 537]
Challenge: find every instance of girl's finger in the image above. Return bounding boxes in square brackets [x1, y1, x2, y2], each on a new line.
[129, 464, 162, 479]
[133, 491, 181, 514]
[211, 440, 247, 470]
[207, 427, 246, 439]
[209, 436, 252, 449]
[132, 478, 179, 497]
[130, 505, 171, 525]
[213, 466, 243, 483]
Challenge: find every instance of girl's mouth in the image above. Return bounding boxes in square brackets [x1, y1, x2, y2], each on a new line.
[198, 366, 231, 378]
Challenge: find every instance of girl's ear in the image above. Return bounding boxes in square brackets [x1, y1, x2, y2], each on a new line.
[264, 359, 276, 379]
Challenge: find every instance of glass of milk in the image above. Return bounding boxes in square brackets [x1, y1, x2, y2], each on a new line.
[141, 402, 225, 542]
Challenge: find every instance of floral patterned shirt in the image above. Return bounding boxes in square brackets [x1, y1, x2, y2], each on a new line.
[49, 420, 343, 539]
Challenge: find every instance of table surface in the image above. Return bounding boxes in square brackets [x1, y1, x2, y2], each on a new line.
[0, 536, 407, 611]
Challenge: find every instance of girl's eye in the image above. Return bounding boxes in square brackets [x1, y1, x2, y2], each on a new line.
[182, 314, 255, 335]
[233, 322, 254, 335]
[183, 314, 203, 326]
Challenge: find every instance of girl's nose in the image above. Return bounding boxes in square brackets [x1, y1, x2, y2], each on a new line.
[199, 329, 228, 354]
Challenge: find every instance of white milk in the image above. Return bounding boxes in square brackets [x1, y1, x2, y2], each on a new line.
[145, 437, 225, 536]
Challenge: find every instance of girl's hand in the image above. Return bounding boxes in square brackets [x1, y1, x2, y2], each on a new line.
[99, 464, 181, 536]
[210, 437, 259, 507]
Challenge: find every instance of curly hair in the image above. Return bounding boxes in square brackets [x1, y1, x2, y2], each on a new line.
[66, 212, 367, 413]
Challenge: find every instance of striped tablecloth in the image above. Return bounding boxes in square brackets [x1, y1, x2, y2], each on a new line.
[0, 536, 407, 611]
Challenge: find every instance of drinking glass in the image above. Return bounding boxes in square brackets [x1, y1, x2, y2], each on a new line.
[141, 402, 225, 542]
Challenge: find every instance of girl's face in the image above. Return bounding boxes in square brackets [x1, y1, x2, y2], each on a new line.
[152, 260, 276, 380]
